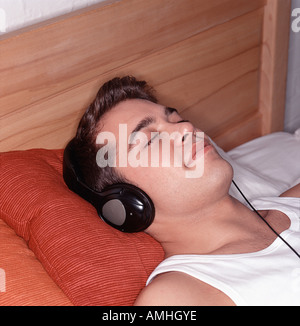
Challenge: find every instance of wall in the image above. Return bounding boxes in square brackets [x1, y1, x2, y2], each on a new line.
[0, 0, 106, 34]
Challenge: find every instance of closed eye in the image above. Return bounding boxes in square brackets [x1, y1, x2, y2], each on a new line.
[176, 119, 190, 124]
[146, 133, 159, 147]
[145, 119, 190, 147]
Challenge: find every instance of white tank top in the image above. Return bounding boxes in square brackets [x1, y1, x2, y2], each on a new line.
[147, 197, 300, 306]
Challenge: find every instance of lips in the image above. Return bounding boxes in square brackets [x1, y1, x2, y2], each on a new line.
[192, 138, 211, 159]
[182, 132, 208, 168]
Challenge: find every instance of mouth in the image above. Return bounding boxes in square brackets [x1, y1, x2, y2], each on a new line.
[192, 137, 212, 159]
[184, 132, 212, 167]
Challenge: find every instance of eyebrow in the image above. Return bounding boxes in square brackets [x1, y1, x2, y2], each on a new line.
[128, 106, 178, 151]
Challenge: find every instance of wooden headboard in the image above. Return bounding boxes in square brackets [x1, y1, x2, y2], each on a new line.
[0, 0, 291, 152]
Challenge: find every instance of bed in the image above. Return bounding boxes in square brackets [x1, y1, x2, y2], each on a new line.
[0, 0, 298, 306]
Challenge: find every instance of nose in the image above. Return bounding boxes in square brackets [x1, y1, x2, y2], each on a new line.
[179, 120, 194, 139]
[168, 120, 195, 145]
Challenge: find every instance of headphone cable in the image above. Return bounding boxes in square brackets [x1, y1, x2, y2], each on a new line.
[232, 180, 300, 260]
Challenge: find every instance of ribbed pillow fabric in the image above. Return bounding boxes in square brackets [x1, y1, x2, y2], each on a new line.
[0, 149, 164, 306]
[0, 219, 73, 306]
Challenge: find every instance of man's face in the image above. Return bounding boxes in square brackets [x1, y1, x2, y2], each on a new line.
[96, 99, 233, 224]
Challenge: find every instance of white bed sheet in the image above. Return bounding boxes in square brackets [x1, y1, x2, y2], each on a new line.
[212, 129, 300, 204]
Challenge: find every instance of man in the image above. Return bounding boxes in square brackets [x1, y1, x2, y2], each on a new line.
[70, 76, 300, 306]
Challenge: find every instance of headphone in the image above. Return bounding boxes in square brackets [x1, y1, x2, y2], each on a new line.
[63, 139, 155, 233]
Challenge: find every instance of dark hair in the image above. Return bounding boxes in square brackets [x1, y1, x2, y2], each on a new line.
[73, 76, 157, 191]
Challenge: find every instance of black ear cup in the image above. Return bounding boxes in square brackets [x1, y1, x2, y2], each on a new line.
[102, 199, 126, 227]
[63, 139, 155, 232]
[97, 183, 155, 232]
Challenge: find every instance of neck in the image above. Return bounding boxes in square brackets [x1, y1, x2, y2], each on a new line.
[152, 194, 261, 258]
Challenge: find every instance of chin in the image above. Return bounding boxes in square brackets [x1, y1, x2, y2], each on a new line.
[194, 155, 233, 194]
[211, 158, 233, 191]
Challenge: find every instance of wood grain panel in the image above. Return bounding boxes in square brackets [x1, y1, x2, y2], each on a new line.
[213, 113, 262, 151]
[0, 7, 264, 151]
[0, 0, 265, 114]
[156, 47, 261, 112]
[1, 0, 289, 152]
[0, 80, 99, 151]
[127, 9, 263, 106]
[182, 71, 259, 137]
[259, 0, 291, 134]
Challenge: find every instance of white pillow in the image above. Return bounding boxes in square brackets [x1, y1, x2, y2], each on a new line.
[211, 129, 300, 204]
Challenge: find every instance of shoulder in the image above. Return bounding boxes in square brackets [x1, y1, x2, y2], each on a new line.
[134, 271, 235, 306]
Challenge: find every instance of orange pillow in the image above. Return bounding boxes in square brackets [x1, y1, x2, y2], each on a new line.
[0, 219, 72, 306]
[0, 149, 164, 306]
